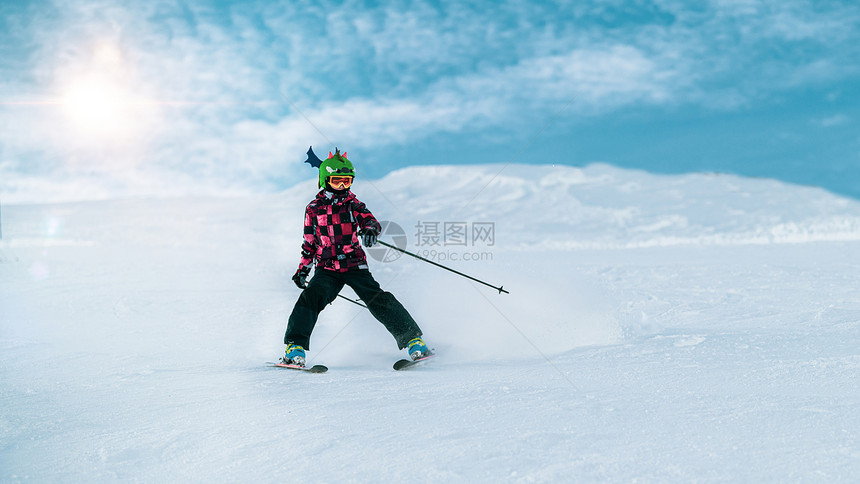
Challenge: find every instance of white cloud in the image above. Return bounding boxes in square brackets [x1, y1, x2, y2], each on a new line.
[507, 45, 678, 107]
[247, 43, 679, 167]
[813, 114, 850, 128]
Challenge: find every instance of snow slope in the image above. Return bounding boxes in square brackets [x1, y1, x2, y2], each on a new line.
[2, 164, 859, 482]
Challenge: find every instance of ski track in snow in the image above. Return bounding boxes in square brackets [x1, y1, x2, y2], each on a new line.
[1, 164, 860, 482]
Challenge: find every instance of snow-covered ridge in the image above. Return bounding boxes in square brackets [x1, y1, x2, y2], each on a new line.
[363, 163, 860, 249]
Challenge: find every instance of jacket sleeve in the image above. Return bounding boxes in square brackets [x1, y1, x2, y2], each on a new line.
[352, 198, 382, 233]
[297, 205, 316, 271]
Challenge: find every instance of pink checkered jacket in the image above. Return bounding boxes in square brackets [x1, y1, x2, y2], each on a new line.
[297, 190, 382, 272]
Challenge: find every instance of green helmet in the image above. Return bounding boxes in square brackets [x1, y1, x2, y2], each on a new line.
[318, 149, 355, 188]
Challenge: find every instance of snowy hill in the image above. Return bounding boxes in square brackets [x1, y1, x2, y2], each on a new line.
[2, 164, 860, 482]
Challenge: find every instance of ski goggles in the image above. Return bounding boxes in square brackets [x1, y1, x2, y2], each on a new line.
[328, 176, 353, 189]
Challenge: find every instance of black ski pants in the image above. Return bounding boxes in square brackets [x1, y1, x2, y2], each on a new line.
[284, 269, 422, 350]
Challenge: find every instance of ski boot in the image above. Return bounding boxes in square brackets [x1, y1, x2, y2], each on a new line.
[281, 344, 306, 367]
[406, 337, 430, 361]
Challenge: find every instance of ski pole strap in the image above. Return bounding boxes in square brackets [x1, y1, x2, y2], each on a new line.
[376, 240, 509, 294]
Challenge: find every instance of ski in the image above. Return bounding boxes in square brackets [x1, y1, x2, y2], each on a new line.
[267, 362, 329, 373]
[393, 353, 435, 371]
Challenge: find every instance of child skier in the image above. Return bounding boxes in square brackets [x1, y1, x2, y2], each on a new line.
[281, 148, 430, 367]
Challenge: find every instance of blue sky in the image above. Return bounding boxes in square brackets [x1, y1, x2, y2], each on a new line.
[1, 0, 859, 201]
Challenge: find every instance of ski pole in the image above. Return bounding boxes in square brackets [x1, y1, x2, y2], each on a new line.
[376, 240, 509, 294]
[337, 294, 367, 308]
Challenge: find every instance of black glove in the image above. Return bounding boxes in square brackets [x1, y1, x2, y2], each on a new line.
[292, 266, 311, 289]
[359, 227, 378, 248]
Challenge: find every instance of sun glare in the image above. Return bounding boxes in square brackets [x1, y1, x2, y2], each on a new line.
[62, 75, 129, 134]
[58, 42, 154, 141]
